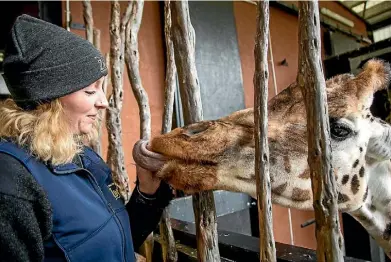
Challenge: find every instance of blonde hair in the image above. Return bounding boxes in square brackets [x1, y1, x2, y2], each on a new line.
[0, 98, 98, 165]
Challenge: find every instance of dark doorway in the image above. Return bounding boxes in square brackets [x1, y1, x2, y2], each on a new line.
[0, 1, 62, 71]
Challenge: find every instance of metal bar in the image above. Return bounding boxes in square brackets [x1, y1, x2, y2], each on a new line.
[160, 218, 370, 262]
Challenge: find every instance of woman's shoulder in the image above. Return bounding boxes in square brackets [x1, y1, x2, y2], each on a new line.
[0, 152, 47, 202]
[0, 152, 53, 262]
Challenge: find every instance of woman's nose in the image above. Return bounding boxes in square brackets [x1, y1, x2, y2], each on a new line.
[96, 91, 109, 109]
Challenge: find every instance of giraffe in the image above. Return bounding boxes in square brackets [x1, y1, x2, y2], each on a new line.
[132, 58, 391, 257]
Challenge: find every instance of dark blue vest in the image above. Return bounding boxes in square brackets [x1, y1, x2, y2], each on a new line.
[0, 141, 135, 262]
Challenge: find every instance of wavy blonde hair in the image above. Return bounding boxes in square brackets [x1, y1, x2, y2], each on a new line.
[0, 98, 98, 165]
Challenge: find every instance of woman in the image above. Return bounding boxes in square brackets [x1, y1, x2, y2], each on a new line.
[0, 14, 172, 262]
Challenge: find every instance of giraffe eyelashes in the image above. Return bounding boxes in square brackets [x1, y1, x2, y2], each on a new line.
[330, 121, 354, 141]
[182, 122, 213, 137]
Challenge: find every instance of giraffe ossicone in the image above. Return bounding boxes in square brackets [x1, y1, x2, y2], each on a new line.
[133, 59, 391, 257]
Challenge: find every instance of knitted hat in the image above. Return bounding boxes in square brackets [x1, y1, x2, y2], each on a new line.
[3, 14, 107, 109]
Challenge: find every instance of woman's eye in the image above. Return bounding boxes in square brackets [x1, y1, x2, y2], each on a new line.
[85, 91, 96, 95]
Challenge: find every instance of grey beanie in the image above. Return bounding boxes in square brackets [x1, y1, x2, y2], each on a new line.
[3, 14, 108, 109]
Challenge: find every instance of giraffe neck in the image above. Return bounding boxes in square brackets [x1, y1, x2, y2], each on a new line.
[349, 160, 391, 259]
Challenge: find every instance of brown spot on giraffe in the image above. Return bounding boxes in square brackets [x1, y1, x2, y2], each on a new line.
[292, 187, 311, 202]
[338, 193, 350, 204]
[353, 159, 359, 168]
[359, 166, 365, 178]
[351, 174, 360, 195]
[363, 187, 368, 202]
[299, 167, 310, 179]
[341, 175, 349, 185]
[272, 182, 287, 195]
[283, 156, 291, 173]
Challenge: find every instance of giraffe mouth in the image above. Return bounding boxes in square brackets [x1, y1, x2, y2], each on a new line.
[132, 139, 170, 172]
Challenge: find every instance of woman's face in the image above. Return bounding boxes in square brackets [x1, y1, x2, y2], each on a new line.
[60, 77, 108, 135]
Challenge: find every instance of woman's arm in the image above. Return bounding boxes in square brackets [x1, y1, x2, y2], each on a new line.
[126, 167, 173, 250]
[0, 153, 52, 262]
[0, 194, 49, 262]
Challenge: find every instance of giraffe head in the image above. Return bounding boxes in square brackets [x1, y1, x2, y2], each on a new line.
[134, 59, 391, 212]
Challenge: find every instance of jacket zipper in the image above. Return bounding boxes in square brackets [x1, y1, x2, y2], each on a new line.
[82, 168, 127, 262]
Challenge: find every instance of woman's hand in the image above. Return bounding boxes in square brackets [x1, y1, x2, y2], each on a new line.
[136, 165, 161, 195]
[133, 139, 168, 195]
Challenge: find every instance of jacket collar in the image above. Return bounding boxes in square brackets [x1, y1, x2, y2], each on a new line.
[48, 152, 86, 175]
[0, 138, 91, 175]
[50, 162, 82, 174]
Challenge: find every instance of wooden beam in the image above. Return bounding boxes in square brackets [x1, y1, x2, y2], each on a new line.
[159, 1, 178, 261]
[82, 0, 93, 43]
[124, 0, 151, 141]
[360, 1, 391, 19]
[342, 0, 365, 9]
[170, 1, 221, 261]
[106, 0, 131, 203]
[253, 1, 276, 261]
[91, 28, 106, 156]
[297, 1, 344, 261]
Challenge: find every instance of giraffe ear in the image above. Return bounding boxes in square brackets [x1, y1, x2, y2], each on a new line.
[220, 108, 254, 127]
[356, 59, 391, 100]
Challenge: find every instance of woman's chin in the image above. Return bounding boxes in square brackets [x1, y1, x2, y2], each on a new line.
[78, 124, 94, 135]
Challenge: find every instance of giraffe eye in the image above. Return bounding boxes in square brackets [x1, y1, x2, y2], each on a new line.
[330, 121, 353, 141]
[182, 122, 212, 137]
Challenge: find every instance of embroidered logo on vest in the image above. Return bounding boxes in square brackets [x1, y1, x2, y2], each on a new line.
[108, 183, 121, 200]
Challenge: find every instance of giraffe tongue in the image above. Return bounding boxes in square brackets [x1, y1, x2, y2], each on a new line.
[132, 139, 169, 172]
